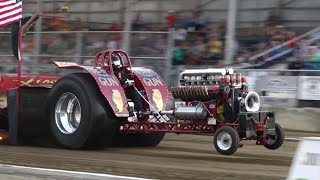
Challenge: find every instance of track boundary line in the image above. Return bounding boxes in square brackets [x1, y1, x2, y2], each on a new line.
[285, 137, 301, 141]
[0, 164, 152, 180]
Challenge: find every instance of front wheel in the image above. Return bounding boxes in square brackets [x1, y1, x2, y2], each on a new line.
[213, 126, 240, 155]
[264, 123, 284, 150]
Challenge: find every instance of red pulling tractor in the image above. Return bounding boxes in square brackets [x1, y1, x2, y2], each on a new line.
[0, 14, 284, 155]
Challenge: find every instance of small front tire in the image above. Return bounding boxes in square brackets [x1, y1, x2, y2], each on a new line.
[213, 126, 240, 155]
[264, 123, 284, 150]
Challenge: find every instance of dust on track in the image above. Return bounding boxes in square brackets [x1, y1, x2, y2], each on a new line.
[0, 131, 317, 180]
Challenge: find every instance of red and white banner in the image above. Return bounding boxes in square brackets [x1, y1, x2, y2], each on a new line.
[0, 0, 22, 27]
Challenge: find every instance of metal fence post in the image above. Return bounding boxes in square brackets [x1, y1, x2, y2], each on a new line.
[75, 32, 83, 64]
[122, 0, 133, 53]
[224, 0, 237, 65]
[34, 0, 43, 64]
[164, 28, 174, 87]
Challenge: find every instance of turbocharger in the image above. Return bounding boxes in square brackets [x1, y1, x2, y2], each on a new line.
[243, 91, 260, 112]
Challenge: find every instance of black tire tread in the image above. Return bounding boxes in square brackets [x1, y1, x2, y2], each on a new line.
[47, 73, 116, 149]
[0, 108, 8, 130]
[264, 123, 284, 150]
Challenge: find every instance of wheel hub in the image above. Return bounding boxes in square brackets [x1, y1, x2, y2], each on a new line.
[267, 134, 278, 145]
[217, 131, 232, 150]
[55, 92, 81, 134]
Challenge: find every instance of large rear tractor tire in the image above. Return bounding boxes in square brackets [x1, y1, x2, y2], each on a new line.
[213, 126, 240, 155]
[47, 73, 116, 149]
[264, 123, 284, 150]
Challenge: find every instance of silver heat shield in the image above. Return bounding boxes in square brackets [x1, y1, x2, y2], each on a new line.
[174, 105, 207, 120]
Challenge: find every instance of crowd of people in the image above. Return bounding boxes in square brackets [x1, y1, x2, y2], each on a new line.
[0, 10, 319, 74]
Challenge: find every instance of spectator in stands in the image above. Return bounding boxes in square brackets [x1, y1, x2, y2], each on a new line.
[287, 48, 305, 75]
[132, 12, 146, 31]
[187, 10, 209, 31]
[207, 34, 223, 61]
[187, 52, 202, 65]
[267, 39, 287, 61]
[166, 10, 176, 28]
[191, 36, 207, 59]
[174, 11, 190, 29]
[245, 24, 269, 51]
[42, 35, 53, 53]
[216, 21, 226, 42]
[48, 18, 71, 31]
[172, 42, 187, 65]
[309, 46, 320, 61]
[286, 31, 297, 49]
[255, 42, 268, 53]
[173, 28, 187, 45]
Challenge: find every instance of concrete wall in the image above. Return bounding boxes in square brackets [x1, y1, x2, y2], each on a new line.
[261, 106, 320, 133]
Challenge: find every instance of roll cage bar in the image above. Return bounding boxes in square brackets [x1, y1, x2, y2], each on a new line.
[17, 13, 67, 86]
[94, 50, 133, 75]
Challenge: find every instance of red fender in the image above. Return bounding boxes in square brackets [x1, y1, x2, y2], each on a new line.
[0, 74, 60, 92]
[132, 67, 169, 111]
[53, 61, 129, 117]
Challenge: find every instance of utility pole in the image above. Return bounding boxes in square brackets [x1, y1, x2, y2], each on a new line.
[224, 0, 237, 65]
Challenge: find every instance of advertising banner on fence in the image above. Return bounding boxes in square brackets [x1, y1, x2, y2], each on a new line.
[298, 76, 320, 100]
[287, 137, 320, 180]
[254, 75, 298, 107]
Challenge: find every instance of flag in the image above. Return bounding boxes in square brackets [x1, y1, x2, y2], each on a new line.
[0, 0, 22, 27]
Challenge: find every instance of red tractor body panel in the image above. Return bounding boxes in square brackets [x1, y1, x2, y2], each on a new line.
[132, 68, 169, 111]
[0, 74, 60, 92]
[53, 61, 130, 117]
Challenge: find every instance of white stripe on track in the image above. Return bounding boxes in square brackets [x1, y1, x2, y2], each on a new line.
[285, 137, 300, 141]
[0, 164, 152, 180]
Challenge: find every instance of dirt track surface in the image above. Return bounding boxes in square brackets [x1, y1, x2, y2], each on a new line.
[0, 131, 318, 180]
